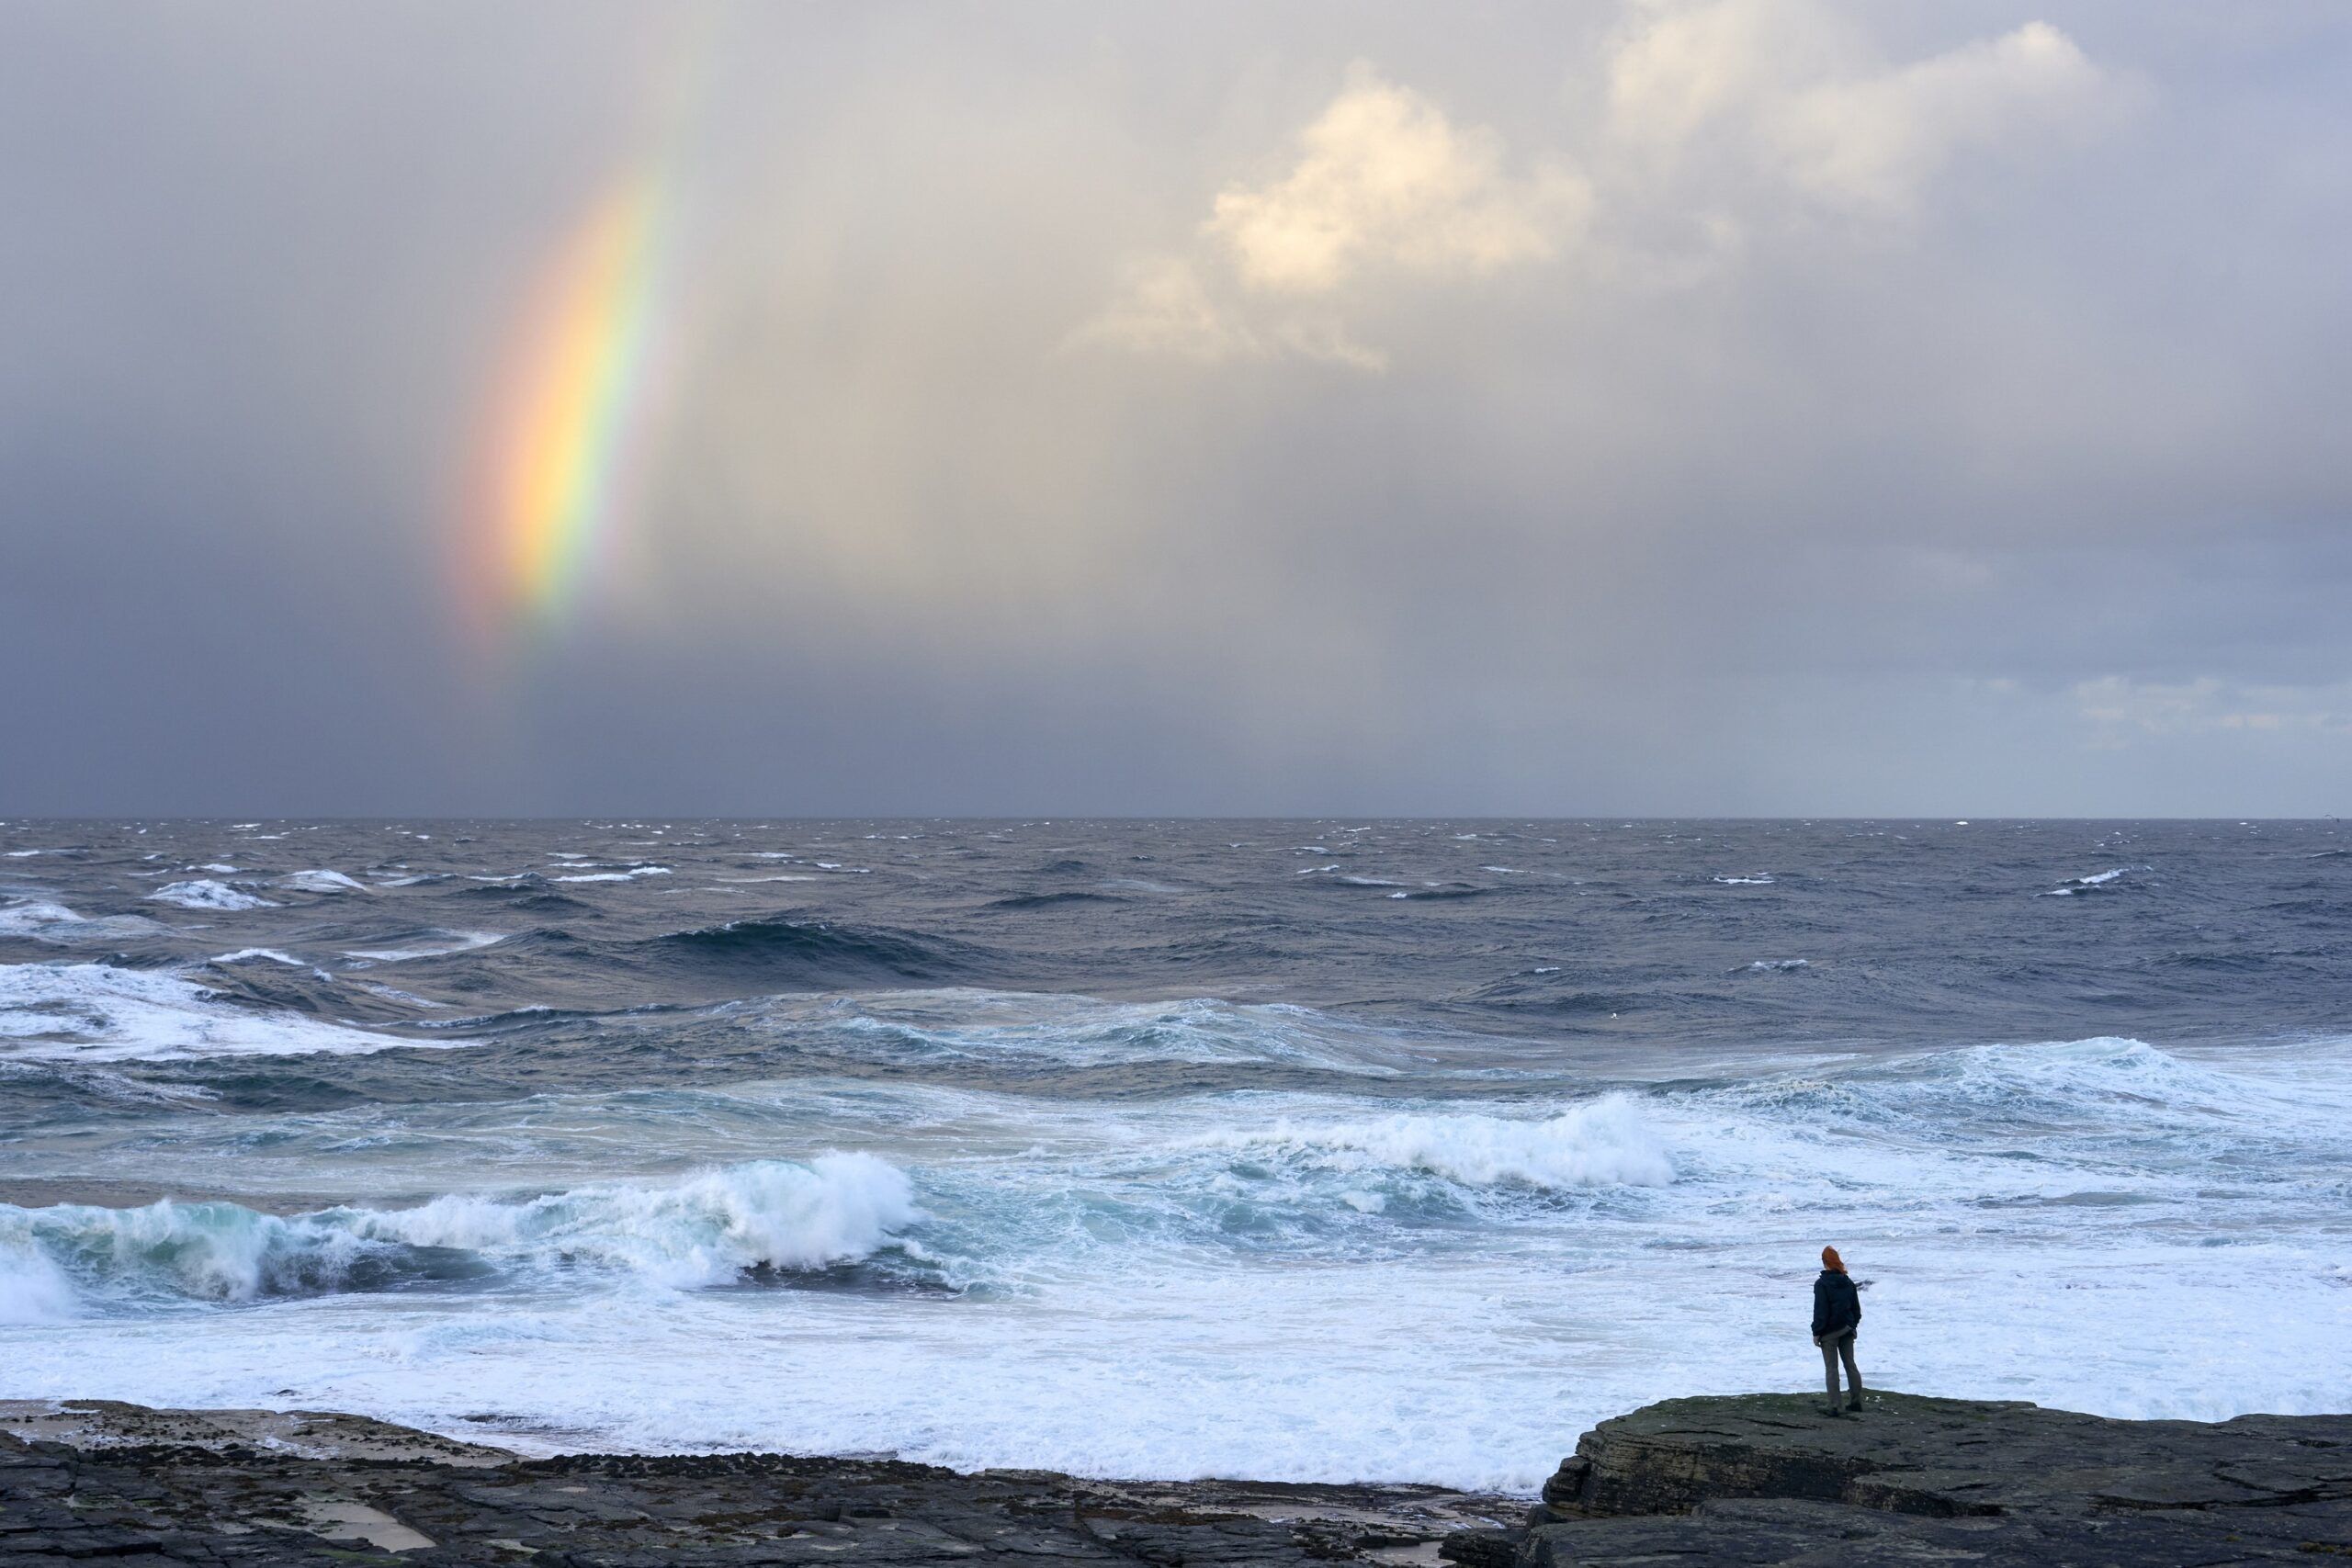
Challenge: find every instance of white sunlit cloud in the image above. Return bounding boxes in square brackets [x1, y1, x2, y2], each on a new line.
[1080, 64, 1589, 369]
[1085, 3, 2122, 369]
[1603, 0, 2120, 214]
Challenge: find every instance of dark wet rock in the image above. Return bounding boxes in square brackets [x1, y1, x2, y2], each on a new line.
[0, 1406, 1508, 1567]
[12, 1395, 2352, 1566]
[1483, 1391, 2352, 1565]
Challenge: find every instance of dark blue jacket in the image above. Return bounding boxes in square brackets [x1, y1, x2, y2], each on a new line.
[1812, 1269, 1860, 1337]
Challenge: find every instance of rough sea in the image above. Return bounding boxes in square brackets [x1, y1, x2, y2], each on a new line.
[3, 818, 2347, 1491]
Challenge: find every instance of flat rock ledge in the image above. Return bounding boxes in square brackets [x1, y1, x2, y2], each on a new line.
[0, 1399, 1510, 1568]
[1442, 1391, 2352, 1567]
[6, 1395, 2350, 1568]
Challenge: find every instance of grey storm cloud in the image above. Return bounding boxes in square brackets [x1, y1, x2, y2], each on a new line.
[3, 0, 2348, 816]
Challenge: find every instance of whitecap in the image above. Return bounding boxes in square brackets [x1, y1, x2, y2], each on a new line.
[148, 880, 277, 911]
[341, 931, 505, 964]
[1192, 1096, 1673, 1190]
[0, 964, 419, 1063]
[280, 870, 370, 895]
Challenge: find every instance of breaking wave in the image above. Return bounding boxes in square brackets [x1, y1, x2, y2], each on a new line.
[0, 963, 411, 1062]
[148, 880, 277, 911]
[0, 900, 168, 945]
[280, 869, 371, 895]
[0, 1155, 919, 1315]
[1193, 1096, 1674, 1190]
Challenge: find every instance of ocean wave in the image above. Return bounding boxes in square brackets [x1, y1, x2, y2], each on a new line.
[0, 963, 411, 1063]
[0, 900, 169, 946]
[554, 867, 673, 884]
[1193, 1096, 1673, 1190]
[786, 992, 1409, 1074]
[651, 916, 978, 988]
[2037, 866, 2142, 897]
[984, 891, 1126, 911]
[341, 931, 506, 964]
[0, 1155, 919, 1313]
[1909, 1036, 2340, 1130]
[208, 949, 329, 977]
[148, 880, 277, 911]
[280, 870, 371, 895]
[1694, 1037, 2352, 1162]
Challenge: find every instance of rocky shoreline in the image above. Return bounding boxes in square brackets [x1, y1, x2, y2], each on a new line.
[5, 1393, 2348, 1567]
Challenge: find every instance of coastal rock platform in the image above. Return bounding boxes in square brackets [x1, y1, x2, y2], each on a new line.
[1464, 1391, 2352, 1566]
[0, 1399, 1509, 1568]
[5, 1393, 2350, 1567]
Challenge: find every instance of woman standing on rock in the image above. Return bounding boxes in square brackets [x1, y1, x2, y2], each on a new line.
[1813, 1246, 1864, 1415]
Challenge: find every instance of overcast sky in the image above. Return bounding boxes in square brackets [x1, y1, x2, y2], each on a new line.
[5, 1, 2348, 816]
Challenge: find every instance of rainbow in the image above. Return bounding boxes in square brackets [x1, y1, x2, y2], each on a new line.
[461, 165, 673, 641]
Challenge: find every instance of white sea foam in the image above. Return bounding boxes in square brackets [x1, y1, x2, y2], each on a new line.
[9, 1010, 2352, 1492]
[554, 867, 673, 884]
[0, 964, 407, 1062]
[148, 880, 277, 911]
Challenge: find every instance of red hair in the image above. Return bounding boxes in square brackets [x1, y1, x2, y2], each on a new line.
[1821, 1246, 1846, 1273]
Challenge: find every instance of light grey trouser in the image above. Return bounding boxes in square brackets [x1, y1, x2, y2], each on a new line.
[1820, 1329, 1861, 1404]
